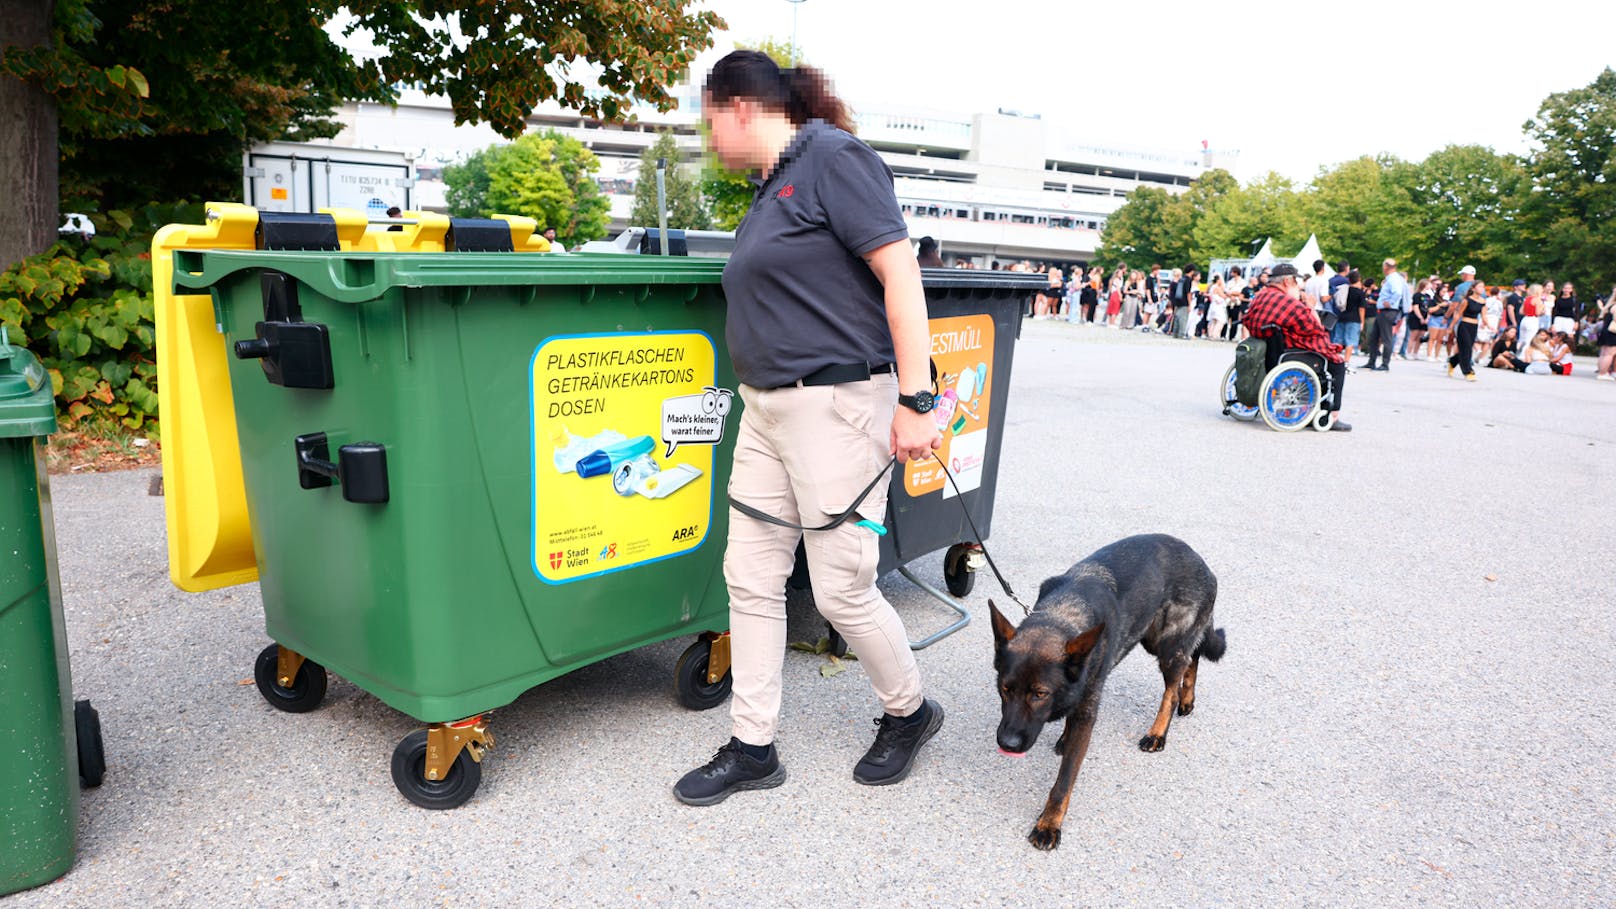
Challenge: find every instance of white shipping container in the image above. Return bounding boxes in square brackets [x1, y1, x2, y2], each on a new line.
[243, 142, 415, 215]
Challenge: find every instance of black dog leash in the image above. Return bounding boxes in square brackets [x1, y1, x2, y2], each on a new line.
[728, 453, 1034, 615]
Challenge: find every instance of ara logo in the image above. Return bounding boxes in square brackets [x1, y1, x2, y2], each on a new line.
[671, 525, 700, 542]
[598, 543, 618, 561]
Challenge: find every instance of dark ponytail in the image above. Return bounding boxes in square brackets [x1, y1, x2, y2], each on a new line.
[704, 50, 855, 134]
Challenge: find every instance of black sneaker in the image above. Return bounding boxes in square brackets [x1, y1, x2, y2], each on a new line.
[673, 738, 786, 806]
[853, 699, 944, 786]
[1330, 420, 1353, 432]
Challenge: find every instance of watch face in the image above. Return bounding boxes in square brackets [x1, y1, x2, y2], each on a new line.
[907, 390, 936, 413]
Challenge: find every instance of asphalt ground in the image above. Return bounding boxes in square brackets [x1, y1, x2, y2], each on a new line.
[16, 319, 1615, 908]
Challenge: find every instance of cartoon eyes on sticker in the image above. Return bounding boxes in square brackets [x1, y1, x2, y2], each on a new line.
[703, 386, 733, 417]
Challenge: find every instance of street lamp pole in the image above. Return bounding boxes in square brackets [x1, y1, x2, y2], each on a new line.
[785, 0, 806, 63]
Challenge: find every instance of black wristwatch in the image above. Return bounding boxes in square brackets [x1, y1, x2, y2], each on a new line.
[897, 390, 936, 414]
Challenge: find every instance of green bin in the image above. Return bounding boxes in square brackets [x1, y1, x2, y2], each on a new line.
[171, 248, 738, 808]
[0, 339, 104, 894]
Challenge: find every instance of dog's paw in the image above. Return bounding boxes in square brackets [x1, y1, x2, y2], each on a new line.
[1027, 823, 1063, 851]
[1053, 731, 1069, 753]
[1138, 734, 1166, 752]
[1176, 701, 1195, 717]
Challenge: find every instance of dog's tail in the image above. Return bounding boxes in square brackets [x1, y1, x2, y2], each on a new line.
[1195, 627, 1227, 662]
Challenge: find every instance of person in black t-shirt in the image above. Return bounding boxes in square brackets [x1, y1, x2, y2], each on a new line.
[1505, 279, 1525, 333]
[675, 49, 943, 808]
[1330, 270, 1366, 353]
[1552, 283, 1580, 334]
[1447, 280, 1487, 379]
[1403, 278, 1432, 359]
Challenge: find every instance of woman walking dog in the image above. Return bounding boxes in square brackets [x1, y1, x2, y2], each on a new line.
[673, 51, 945, 806]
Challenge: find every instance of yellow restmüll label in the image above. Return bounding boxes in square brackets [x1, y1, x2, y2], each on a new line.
[530, 331, 732, 584]
[903, 314, 995, 499]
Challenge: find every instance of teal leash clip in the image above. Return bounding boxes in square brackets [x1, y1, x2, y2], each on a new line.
[856, 519, 888, 536]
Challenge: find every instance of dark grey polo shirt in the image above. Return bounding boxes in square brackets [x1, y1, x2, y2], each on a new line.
[721, 119, 910, 389]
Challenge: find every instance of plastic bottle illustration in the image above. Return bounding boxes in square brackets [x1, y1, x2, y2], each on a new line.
[576, 435, 655, 478]
[551, 426, 627, 474]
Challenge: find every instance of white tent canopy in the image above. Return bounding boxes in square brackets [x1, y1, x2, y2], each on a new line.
[1291, 234, 1323, 273]
[1248, 238, 1277, 269]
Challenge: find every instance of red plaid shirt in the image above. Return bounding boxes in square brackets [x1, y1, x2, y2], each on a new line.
[1243, 285, 1346, 364]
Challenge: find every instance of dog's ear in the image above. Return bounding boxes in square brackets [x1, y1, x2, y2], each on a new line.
[1065, 623, 1104, 660]
[988, 599, 1016, 647]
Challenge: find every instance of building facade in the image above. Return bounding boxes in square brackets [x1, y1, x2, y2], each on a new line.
[327, 85, 1235, 267]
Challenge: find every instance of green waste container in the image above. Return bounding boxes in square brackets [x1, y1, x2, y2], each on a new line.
[0, 339, 104, 895]
[170, 245, 739, 808]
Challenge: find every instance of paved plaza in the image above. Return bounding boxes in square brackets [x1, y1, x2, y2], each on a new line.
[17, 319, 1614, 907]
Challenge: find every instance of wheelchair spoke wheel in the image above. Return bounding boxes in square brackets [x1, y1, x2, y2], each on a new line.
[1259, 364, 1320, 432]
[1220, 365, 1258, 421]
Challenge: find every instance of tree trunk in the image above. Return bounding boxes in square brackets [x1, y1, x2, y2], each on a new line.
[0, 0, 58, 269]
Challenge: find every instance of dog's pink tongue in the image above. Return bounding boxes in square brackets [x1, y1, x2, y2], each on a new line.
[998, 747, 1026, 758]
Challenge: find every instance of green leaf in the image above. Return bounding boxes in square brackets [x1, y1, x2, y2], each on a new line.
[126, 67, 149, 98]
[819, 659, 847, 679]
[96, 324, 129, 350]
[100, 361, 133, 387]
[126, 378, 159, 413]
[787, 641, 819, 654]
[73, 332, 92, 357]
[106, 64, 126, 88]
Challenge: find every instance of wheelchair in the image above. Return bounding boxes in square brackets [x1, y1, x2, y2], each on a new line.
[1220, 327, 1339, 432]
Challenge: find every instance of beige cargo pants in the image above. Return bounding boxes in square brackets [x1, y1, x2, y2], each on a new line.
[725, 374, 924, 746]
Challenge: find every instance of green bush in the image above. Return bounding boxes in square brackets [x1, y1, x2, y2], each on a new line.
[0, 202, 200, 431]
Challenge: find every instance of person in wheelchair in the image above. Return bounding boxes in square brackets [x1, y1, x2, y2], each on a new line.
[1242, 263, 1352, 432]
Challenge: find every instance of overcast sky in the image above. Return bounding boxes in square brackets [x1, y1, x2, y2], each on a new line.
[690, 0, 1614, 184]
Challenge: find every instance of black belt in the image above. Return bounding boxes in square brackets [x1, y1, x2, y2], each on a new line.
[785, 362, 893, 388]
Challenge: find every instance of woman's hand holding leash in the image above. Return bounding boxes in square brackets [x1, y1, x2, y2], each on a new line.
[891, 408, 943, 463]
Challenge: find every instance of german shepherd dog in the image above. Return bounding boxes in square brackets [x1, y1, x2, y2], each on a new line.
[989, 534, 1225, 850]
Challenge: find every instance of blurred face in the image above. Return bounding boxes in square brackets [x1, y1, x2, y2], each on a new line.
[701, 96, 765, 171]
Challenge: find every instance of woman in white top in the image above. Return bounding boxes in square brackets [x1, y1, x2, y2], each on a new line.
[1206, 273, 1230, 341]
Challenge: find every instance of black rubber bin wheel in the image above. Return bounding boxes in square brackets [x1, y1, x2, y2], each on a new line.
[253, 644, 328, 713]
[75, 699, 105, 788]
[674, 639, 733, 710]
[390, 730, 482, 810]
[944, 543, 977, 598]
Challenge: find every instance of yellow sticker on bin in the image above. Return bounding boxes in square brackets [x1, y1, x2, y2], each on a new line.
[530, 331, 729, 584]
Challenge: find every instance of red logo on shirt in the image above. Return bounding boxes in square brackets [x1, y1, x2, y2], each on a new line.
[777, 184, 794, 198]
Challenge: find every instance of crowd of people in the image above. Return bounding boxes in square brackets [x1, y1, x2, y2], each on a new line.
[993, 256, 1616, 381]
